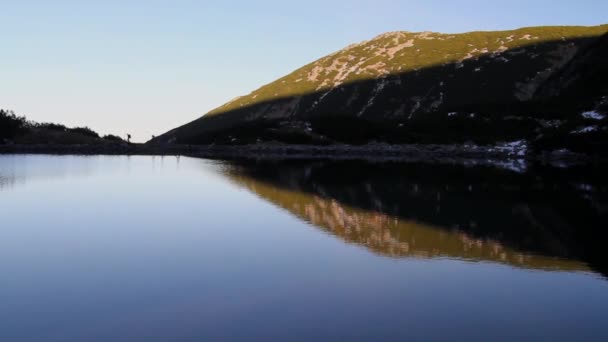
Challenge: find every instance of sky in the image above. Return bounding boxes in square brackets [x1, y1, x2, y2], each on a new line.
[1, 1, 607, 142]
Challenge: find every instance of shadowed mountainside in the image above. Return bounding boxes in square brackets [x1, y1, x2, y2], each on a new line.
[154, 25, 608, 153]
[219, 160, 608, 276]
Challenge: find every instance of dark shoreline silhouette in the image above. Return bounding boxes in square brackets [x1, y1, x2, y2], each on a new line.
[0, 142, 604, 168]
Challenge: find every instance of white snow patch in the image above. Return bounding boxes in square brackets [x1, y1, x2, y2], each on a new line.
[492, 159, 528, 173]
[309, 90, 332, 110]
[493, 140, 528, 157]
[408, 98, 422, 119]
[537, 119, 563, 128]
[357, 77, 387, 117]
[582, 111, 605, 120]
[571, 126, 598, 134]
[576, 183, 595, 192]
[429, 92, 444, 110]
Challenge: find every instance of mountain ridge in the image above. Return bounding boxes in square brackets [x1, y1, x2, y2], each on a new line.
[154, 24, 608, 153]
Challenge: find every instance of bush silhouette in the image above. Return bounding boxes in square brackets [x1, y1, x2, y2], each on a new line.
[0, 109, 28, 142]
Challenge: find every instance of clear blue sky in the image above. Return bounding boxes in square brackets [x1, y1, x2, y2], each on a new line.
[1, 0, 606, 142]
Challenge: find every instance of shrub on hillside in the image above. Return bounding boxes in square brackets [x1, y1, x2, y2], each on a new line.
[0, 109, 28, 141]
[69, 126, 100, 138]
[103, 134, 125, 142]
[32, 122, 68, 131]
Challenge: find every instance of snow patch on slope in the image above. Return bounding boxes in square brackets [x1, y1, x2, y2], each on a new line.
[357, 77, 388, 117]
[582, 111, 605, 120]
[491, 140, 528, 157]
[571, 126, 598, 134]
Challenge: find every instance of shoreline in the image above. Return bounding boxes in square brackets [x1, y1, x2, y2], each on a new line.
[0, 142, 603, 168]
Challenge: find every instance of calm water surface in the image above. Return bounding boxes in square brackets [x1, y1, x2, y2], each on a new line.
[1, 155, 607, 341]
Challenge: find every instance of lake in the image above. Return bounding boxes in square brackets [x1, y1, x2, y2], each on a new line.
[1, 154, 607, 341]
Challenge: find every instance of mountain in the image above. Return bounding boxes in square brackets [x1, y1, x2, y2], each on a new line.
[154, 25, 608, 153]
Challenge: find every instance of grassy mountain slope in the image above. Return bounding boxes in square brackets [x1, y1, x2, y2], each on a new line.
[154, 25, 608, 151]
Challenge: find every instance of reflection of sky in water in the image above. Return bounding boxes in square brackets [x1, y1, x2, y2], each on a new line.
[1, 155, 607, 342]
[0, 155, 99, 190]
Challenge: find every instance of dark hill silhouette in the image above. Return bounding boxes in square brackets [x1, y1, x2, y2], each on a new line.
[0, 109, 126, 145]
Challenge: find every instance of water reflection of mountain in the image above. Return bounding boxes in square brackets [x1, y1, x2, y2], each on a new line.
[221, 161, 608, 276]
